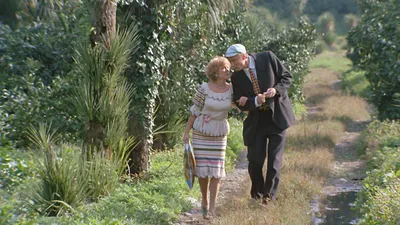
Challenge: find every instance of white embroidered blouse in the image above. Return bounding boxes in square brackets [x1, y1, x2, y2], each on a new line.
[190, 82, 233, 136]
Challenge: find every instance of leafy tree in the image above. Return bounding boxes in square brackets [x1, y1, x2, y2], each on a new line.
[253, 0, 307, 22]
[303, 0, 358, 21]
[0, 23, 83, 146]
[347, 0, 400, 120]
[316, 12, 337, 48]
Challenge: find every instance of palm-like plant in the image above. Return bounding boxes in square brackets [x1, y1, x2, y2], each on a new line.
[26, 124, 124, 216]
[73, 25, 139, 156]
[202, 0, 235, 30]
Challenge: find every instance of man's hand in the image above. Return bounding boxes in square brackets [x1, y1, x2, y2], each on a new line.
[256, 94, 265, 105]
[264, 88, 276, 98]
[237, 96, 248, 106]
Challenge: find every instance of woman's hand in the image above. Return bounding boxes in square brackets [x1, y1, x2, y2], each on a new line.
[237, 96, 248, 106]
[183, 132, 190, 144]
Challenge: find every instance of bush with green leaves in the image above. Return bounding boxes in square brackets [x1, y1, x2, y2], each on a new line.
[0, 23, 84, 147]
[355, 120, 400, 224]
[356, 145, 400, 224]
[341, 69, 370, 98]
[0, 147, 36, 191]
[357, 120, 400, 157]
[347, 0, 400, 120]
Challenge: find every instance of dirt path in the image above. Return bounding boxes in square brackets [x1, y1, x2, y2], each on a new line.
[308, 74, 370, 223]
[175, 150, 249, 225]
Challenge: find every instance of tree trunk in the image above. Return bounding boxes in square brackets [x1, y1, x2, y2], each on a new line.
[85, 0, 117, 151]
[129, 140, 150, 174]
[128, 120, 150, 174]
[90, 0, 117, 48]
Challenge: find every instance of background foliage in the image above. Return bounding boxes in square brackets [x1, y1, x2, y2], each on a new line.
[347, 0, 400, 120]
[356, 120, 400, 224]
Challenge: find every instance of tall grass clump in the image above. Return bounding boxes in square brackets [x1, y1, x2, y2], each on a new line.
[26, 124, 122, 216]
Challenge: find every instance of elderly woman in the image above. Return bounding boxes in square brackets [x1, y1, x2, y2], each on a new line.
[183, 56, 232, 219]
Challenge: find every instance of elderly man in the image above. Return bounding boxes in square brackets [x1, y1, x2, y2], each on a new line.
[225, 44, 295, 205]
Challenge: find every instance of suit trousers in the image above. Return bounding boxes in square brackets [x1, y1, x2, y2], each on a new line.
[247, 109, 286, 200]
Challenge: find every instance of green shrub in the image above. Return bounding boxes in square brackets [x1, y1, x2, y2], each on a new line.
[341, 69, 370, 98]
[357, 120, 400, 157]
[0, 147, 36, 191]
[316, 12, 336, 34]
[226, 117, 245, 171]
[322, 31, 336, 48]
[356, 147, 400, 225]
[344, 13, 359, 30]
[0, 23, 83, 147]
[356, 120, 400, 224]
[333, 35, 348, 50]
[348, 0, 400, 120]
[358, 179, 400, 225]
[315, 39, 329, 54]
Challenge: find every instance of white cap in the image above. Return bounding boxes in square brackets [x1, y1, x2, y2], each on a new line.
[224, 44, 246, 57]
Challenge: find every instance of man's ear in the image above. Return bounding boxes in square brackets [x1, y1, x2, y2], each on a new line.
[242, 54, 247, 60]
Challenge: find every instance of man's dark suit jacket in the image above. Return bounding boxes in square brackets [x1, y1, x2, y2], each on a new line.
[231, 51, 295, 146]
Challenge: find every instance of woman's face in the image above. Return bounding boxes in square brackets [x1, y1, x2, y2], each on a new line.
[218, 63, 231, 80]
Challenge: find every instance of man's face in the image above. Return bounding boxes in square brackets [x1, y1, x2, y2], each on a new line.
[227, 54, 247, 71]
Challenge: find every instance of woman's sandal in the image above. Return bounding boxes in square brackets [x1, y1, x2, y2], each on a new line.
[202, 207, 212, 220]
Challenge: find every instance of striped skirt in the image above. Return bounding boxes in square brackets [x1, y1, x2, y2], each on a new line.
[192, 130, 226, 178]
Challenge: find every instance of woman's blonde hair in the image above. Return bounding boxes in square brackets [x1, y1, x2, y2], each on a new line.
[205, 56, 230, 81]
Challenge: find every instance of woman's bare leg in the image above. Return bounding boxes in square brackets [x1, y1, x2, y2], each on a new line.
[209, 177, 221, 216]
[198, 178, 210, 210]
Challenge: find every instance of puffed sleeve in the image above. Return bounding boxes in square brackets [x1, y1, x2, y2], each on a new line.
[189, 84, 206, 116]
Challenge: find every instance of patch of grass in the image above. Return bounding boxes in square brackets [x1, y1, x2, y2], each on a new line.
[286, 120, 345, 151]
[305, 68, 341, 85]
[304, 85, 339, 106]
[321, 95, 371, 122]
[341, 69, 370, 98]
[309, 51, 352, 73]
[303, 68, 341, 106]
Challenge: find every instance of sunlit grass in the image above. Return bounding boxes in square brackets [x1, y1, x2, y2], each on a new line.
[321, 95, 371, 122]
[309, 51, 352, 73]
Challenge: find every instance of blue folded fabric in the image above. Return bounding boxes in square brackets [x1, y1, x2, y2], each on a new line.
[184, 143, 196, 189]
